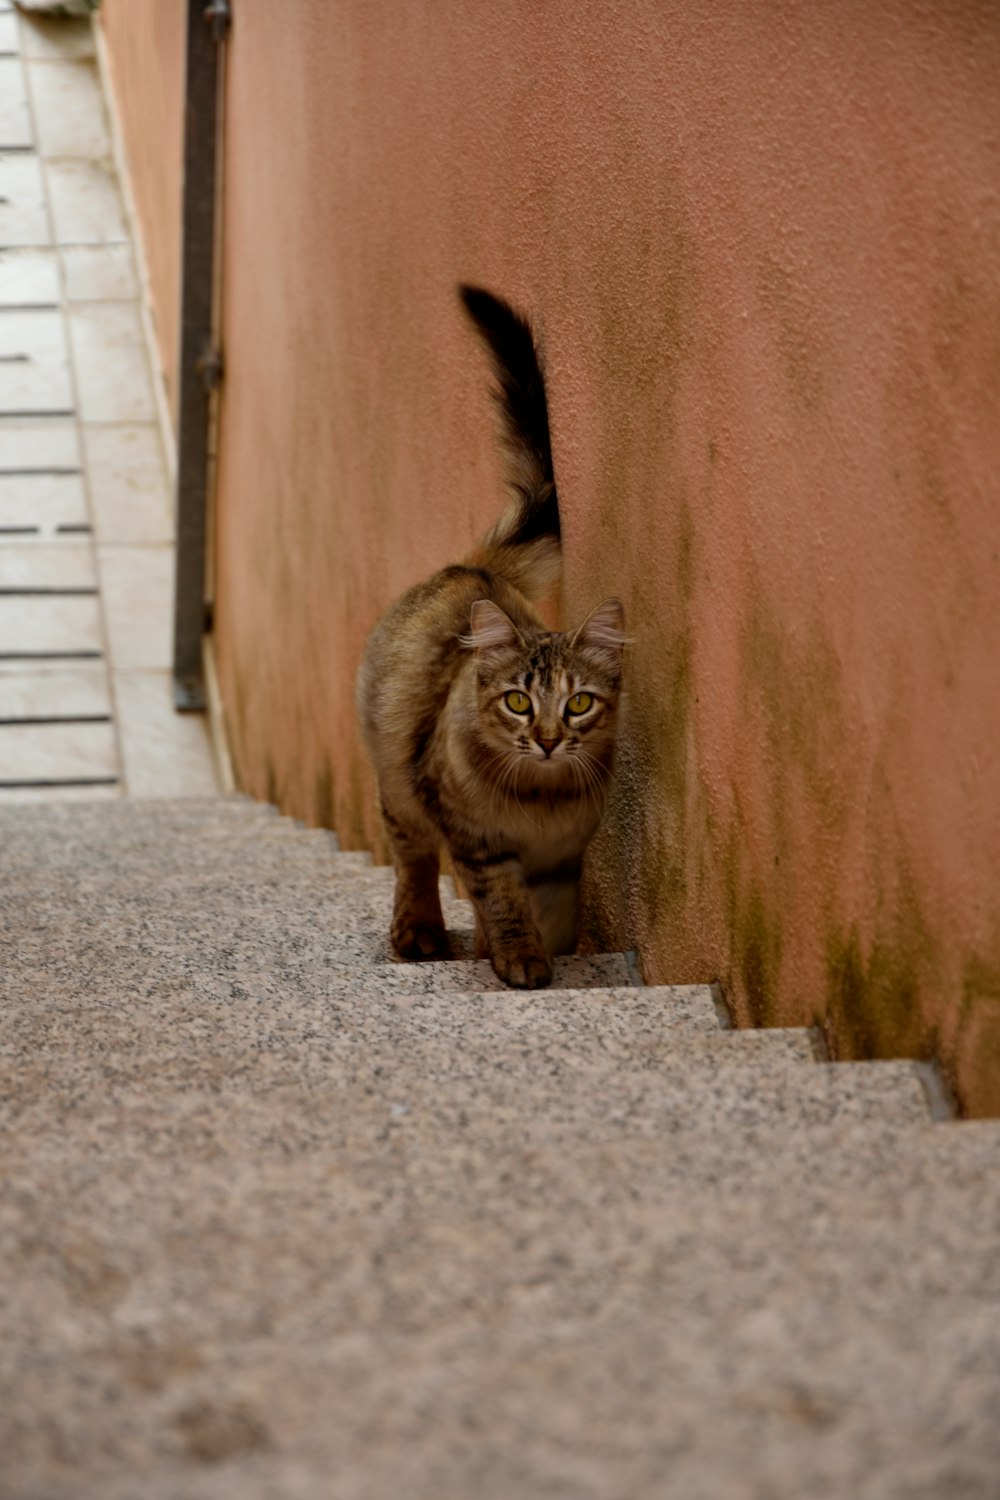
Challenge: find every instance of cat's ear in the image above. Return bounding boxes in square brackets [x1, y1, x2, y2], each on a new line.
[572, 597, 628, 667]
[464, 599, 523, 654]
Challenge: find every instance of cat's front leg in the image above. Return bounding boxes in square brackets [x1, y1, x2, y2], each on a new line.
[380, 801, 450, 961]
[391, 852, 450, 960]
[452, 851, 552, 989]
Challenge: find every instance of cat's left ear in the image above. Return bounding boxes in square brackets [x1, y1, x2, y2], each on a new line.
[571, 597, 628, 667]
[465, 599, 523, 654]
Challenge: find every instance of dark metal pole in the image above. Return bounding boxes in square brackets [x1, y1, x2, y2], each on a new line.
[172, 0, 229, 711]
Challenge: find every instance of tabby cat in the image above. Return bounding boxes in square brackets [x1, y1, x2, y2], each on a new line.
[357, 287, 625, 988]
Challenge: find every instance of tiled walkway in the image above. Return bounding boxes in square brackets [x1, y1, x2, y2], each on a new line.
[0, 3, 217, 802]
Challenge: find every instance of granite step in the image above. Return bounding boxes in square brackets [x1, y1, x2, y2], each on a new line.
[3, 1009, 930, 1147]
[3, 910, 635, 999]
[0, 825, 368, 879]
[5, 1110, 998, 1500]
[0, 797, 360, 869]
[2, 796, 998, 1500]
[3, 1055, 991, 1500]
[3, 996, 827, 1100]
[4, 855, 394, 901]
[0, 793, 294, 839]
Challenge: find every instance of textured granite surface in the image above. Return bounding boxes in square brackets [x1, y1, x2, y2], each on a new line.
[2, 799, 999, 1499]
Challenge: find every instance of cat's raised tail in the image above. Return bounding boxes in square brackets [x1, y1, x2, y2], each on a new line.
[459, 285, 561, 601]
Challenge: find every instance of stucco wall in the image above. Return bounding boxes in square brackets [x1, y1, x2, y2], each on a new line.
[98, 0, 185, 424]
[207, 0, 1000, 1112]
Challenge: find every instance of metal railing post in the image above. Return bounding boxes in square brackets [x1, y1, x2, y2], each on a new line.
[172, 0, 230, 711]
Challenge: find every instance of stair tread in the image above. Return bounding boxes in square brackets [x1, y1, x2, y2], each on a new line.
[6, 1111, 999, 1500]
[1, 797, 996, 1500]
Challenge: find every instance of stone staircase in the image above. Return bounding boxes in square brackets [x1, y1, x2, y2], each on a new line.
[2, 796, 998, 1499]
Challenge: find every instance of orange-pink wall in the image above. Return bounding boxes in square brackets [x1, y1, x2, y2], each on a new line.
[98, 0, 185, 423]
[111, 0, 1000, 1114]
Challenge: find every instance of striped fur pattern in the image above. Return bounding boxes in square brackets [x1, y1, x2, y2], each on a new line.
[357, 288, 625, 988]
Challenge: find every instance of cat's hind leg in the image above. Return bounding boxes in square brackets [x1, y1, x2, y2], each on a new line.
[380, 801, 450, 961]
[528, 865, 580, 957]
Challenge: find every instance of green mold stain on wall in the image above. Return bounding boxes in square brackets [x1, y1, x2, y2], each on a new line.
[825, 927, 929, 1061]
[741, 593, 852, 825]
[954, 952, 1000, 1115]
[648, 632, 693, 884]
[719, 822, 784, 1030]
[961, 954, 1000, 1016]
[736, 884, 783, 1028]
[717, 598, 850, 1031]
[825, 859, 941, 1067]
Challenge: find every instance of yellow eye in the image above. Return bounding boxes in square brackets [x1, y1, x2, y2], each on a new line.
[566, 692, 594, 715]
[504, 690, 532, 714]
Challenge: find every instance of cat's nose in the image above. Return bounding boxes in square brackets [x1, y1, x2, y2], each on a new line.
[536, 736, 560, 757]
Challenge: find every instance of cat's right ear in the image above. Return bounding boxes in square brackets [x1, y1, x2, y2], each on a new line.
[463, 599, 522, 654]
[571, 597, 628, 667]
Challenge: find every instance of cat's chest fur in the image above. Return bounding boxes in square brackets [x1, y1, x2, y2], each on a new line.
[438, 751, 599, 873]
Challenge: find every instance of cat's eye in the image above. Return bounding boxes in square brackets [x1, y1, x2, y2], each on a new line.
[566, 692, 594, 715]
[504, 690, 532, 715]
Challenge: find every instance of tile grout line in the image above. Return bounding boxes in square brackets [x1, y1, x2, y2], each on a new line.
[18, 5, 124, 799]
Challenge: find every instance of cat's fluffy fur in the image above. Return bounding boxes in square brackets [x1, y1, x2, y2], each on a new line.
[357, 287, 625, 989]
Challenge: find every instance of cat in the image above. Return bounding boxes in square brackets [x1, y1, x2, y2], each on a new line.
[357, 286, 625, 989]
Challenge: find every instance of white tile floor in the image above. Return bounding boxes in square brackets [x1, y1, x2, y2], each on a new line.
[0, 8, 217, 800]
[0, 309, 74, 410]
[68, 302, 157, 421]
[0, 539, 94, 587]
[0, 156, 50, 246]
[83, 423, 171, 543]
[0, 245, 61, 303]
[0, 472, 88, 535]
[46, 157, 126, 242]
[27, 56, 111, 159]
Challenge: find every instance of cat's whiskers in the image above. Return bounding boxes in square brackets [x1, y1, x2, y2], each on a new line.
[570, 746, 610, 807]
[481, 745, 528, 819]
[478, 746, 517, 808]
[569, 754, 598, 808]
[493, 744, 545, 828]
[582, 749, 612, 799]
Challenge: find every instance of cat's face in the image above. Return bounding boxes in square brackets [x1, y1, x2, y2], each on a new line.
[466, 599, 626, 795]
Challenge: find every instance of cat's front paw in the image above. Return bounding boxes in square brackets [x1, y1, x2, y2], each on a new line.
[391, 919, 451, 961]
[492, 947, 553, 990]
